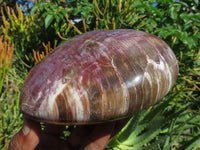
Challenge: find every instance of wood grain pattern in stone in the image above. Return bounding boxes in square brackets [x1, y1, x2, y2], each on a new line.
[20, 29, 179, 124]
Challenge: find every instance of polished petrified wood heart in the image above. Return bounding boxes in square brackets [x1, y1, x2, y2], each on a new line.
[20, 29, 179, 125]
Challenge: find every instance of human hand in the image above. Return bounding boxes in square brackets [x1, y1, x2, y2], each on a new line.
[9, 117, 130, 150]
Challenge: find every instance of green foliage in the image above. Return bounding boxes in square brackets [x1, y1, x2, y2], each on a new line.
[108, 92, 200, 150]
[30, 0, 68, 31]
[0, 68, 24, 149]
[0, 0, 199, 149]
[1, 4, 40, 71]
[133, 0, 200, 50]
[1, 3, 60, 74]
[92, 0, 146, 30]
[0, 36, 14, 94]
[0, 0, 28, 30]
[30, 0, 146, 38]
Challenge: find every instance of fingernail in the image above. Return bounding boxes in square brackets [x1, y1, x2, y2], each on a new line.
[22, 121, 30, 136]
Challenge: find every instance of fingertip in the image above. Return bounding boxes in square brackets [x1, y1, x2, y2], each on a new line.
[9, 119, 41, 150]
[79, 118, 131, 150]
[80, 122, 115, 150]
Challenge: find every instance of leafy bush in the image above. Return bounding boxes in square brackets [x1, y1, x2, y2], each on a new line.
[0, 36, 14, 94]
[1, 3, 59, 73]
[0, 68, 24, 150]
[134, 0, 200, 50]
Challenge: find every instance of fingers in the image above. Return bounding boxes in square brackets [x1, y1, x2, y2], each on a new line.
[35, 124, 71, 150]
[8, 118, 41, 150]
[81, 118, 131, 150]
[67, 125, 91, 147]
[79, 122, 115, 150]
[9, 117, 130, 150]
[67, 123, 115, 150]
[68, 117, 131, 150]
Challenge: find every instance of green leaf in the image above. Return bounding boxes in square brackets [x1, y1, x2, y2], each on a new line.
[60, 9, 68, 16]
[180, 13, 200, 23]
[194, 0, 199, 6]
[45, 14, 54, 29]
[181, 35, 196, 49]
[170, 6, 177, 19]
[178, 133, 200, 150]
[30, 5, 39, 15]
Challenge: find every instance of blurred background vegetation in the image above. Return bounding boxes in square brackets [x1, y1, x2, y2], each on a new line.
[0, 0, 199, 149]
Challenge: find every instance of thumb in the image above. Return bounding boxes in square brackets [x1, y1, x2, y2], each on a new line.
[8, 118, 41, 150]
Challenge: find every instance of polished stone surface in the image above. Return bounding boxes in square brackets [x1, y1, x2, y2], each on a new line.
[20, 29, 179, 124]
